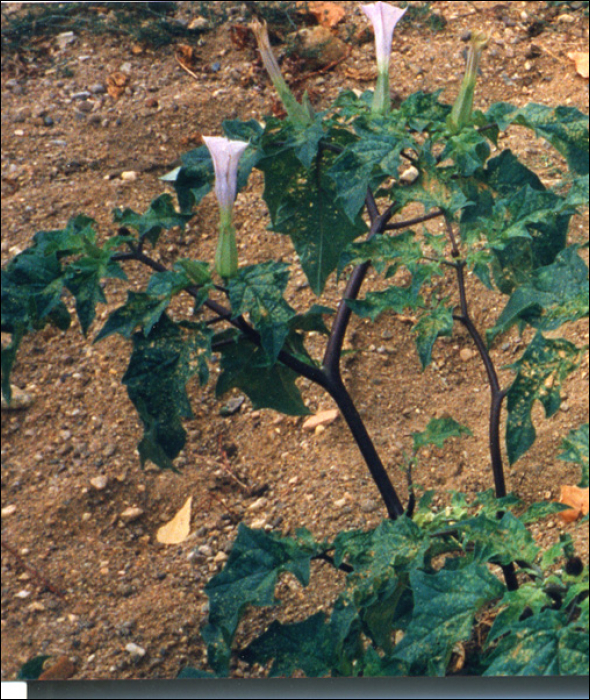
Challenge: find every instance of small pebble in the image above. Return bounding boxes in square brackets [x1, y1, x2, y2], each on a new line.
[460, 348, 476, 362]
[247, 497, 268, 512]
[120, 507, 144, 523]
[360, 499, 379, 514]
[125, 643, 146, 658]
[121, 171, 138, 181]
[400, 166, 419, 184]
[1, 505, 17, 517]
[90, 476, 109, 491]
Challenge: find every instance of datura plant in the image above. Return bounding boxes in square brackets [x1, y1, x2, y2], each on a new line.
[3, 0, 589, 681]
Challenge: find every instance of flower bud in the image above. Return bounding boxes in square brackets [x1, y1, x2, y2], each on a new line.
[449, 32, 489, 131]
[250, 20, 313, 126]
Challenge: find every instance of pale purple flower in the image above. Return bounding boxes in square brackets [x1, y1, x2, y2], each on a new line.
[202, 136, 249, 215]
[361, 2, 406, 74]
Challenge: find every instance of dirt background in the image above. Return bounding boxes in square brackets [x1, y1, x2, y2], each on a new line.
[1, 0, 589, 681]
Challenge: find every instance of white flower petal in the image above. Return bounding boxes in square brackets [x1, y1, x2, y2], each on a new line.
[202, 136, 249, 211]
[361, 2, 406, 71]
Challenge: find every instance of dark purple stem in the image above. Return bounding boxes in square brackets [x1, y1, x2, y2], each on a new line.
[444, 220, 517, 591]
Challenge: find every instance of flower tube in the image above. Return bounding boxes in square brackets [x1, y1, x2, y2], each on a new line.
[361, 2, 407, 115]
[250, 20, 313, 126]
[202, 136, 249, 279]
[449, 32, 489, 131]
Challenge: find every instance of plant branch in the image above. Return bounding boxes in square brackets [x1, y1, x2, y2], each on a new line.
[384, 209, 444, 231]
[322, 191, 394, 374]
[443, 219, 517, 590]
[314, 552, 354, 574]
[112, 234, 406, 520]
[111, 248, 328, 387]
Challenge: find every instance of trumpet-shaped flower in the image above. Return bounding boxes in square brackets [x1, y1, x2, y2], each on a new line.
[449, 32, 489, 131]
[202, 136, 249, 278]
[361, 2, 407, 115]
[250, 20, 313, 127]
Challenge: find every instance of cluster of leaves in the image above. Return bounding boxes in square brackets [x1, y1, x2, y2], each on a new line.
[181, 482, 588, 678]
[177, 420, 588, 678]
[2, 91, 589, 477]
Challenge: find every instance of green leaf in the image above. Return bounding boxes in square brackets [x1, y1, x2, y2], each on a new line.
[519, 500, 572, 525]
[228, 262, 295, 362]
[338, 231, 423, 277]
[559, 424, 589, 488]
[333, 518, 429, 652]
[397, 90, 451, 133]
[243, 613, 333, 678]
[486, 586, 552, 644]
[113, 194, 191, 247]
[177, 667, 218, 679]
[244, 597, 365, 678]
[541, 534, 576, 570]
[288, 305, 334, 334]
[333, 517, 426, 576]
[412, 417, 472, 452]
[165, 145, 213, 212]
[328, 123, 408, 221]
[391, 563, 504, 676]
[486, 102, 589, 175]
[567, 175, 590, 209]
[446, 511, 540, 567]
[347, 286, 423, 322]
[122, 315, 212, 469]
[440, 129, 491, 177]
[64, 254, 126, 336]
[260, 147, 368, 295]
[390, 160, 473, 218]
[506, 333, 583, 464]
[216, 335, 309, 416]
[31, 214, 98, 257]
[17, 656, 52, 681]
[1, 248, 68, 332]
[95, 291, 170, 341]
[483, 609, 589, 676]
[175, 259, 211, 286]
[203, 525, 320, 675]
[413, 305, 455, 369]
[489, 246, 589, 344]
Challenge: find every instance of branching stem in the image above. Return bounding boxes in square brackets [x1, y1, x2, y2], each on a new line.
[444, 218, 518, 590]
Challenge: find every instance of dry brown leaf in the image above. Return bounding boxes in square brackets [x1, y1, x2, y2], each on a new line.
[558, 485, 589, 523]
[230, 25, 253, 50]
[296, 2, 346, 28]
[176, 44, 198, 68]
[38, 657, 76, 681]
[568, 51, 589, 79]
[106, 71, 129, 99]
[303, 409, 339, 431]
[156, 496, 193, 545]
